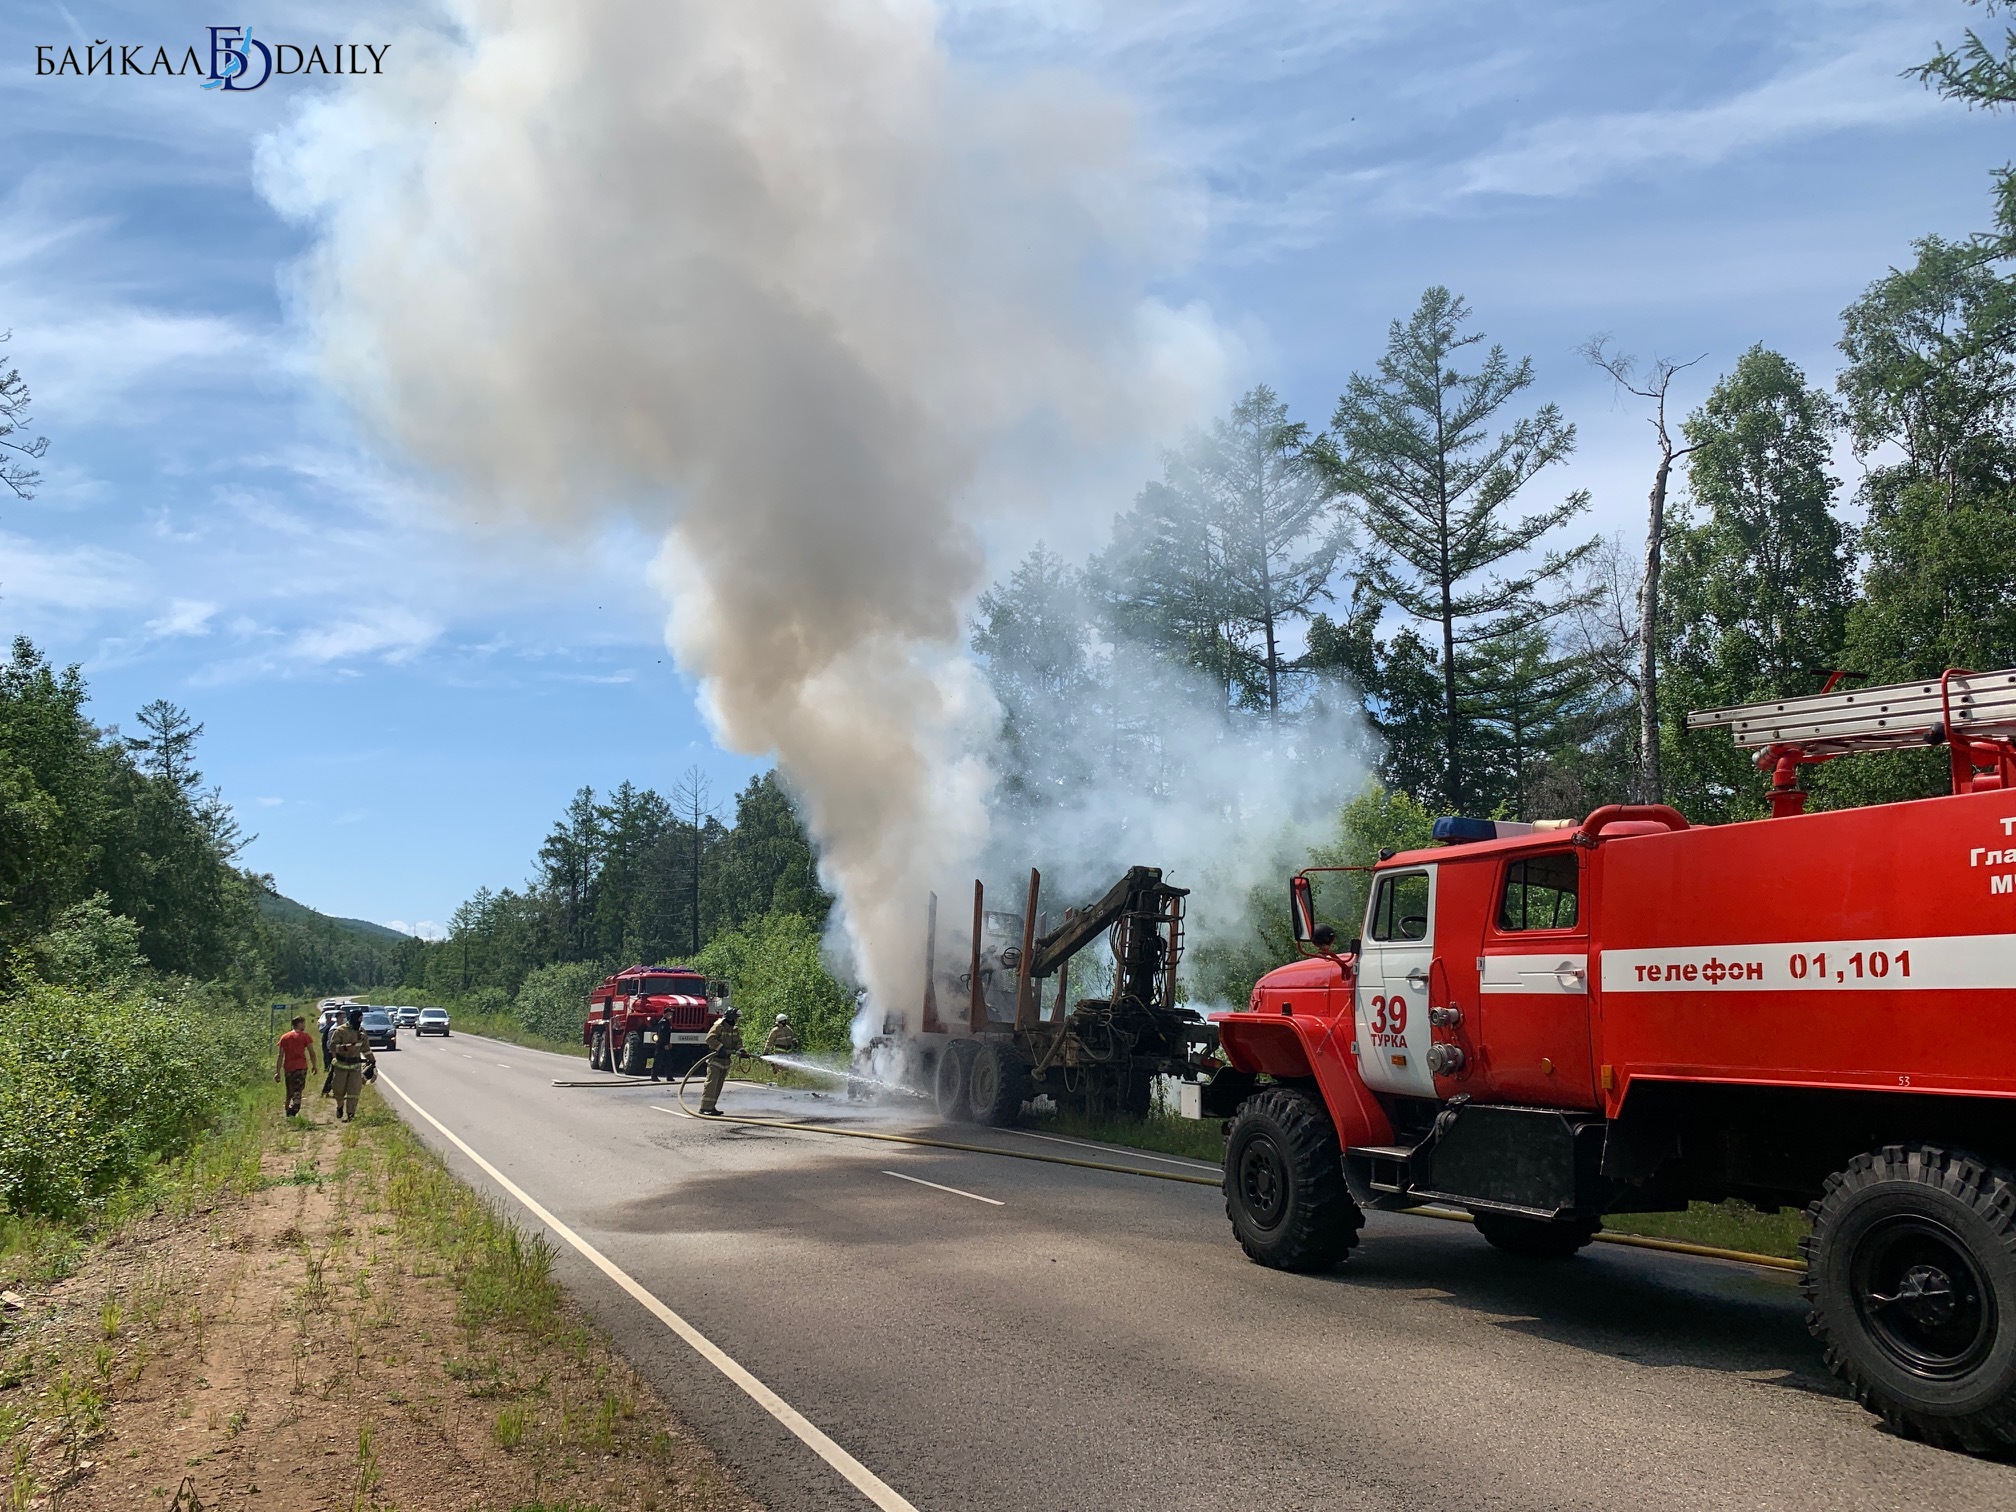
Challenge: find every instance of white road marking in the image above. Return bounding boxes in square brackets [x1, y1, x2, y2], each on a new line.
[1006, 1127, 1219, 1172]
[881, 1170, 1004, 1206]
[377, 1073, 920, 1511]
[496, 1063, 513, 1070]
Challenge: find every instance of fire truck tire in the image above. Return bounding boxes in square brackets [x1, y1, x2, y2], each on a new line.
[935, 1041, 974, 1122]
[967, 1041, 1029, 1127]
[589, 1028, 609, 1071]
[1804, 1143, 2016, 1453]
[619, 1030, 647, 1076]
[1223, 1087, 1360, 1272]
[1471, 1211, 1599, 1259]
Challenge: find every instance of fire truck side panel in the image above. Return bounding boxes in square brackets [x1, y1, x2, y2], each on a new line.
[1593, 790, 2016, 1105]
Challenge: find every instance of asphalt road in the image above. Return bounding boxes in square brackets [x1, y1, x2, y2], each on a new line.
[376, 1032, 2016, 1511]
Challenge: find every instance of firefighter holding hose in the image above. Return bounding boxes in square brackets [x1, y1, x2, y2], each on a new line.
[697, 1005, 745, 1116]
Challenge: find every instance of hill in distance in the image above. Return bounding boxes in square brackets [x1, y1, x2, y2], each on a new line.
[257, 891, 415, 942]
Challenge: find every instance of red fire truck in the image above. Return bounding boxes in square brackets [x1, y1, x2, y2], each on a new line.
[583, 965, 727, 1076]
[1210, 669, 2016, 1452]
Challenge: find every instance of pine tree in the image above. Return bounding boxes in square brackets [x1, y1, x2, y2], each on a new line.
[1326, 287, 1592, 810]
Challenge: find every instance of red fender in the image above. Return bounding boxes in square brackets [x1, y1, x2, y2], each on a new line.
[1213, 1014, 1393, 1150]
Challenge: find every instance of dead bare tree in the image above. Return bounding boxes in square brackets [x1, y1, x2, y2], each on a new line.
[0, 332, 50, 500]
[1579, 338, 1705, 802]
[671, 766, 714, 956]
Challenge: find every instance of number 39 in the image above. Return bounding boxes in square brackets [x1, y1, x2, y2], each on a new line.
[1368, 995, 1408, 1036]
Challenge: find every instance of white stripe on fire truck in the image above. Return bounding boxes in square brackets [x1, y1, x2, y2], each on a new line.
[1601, 934, 2016, 992]
[1478, 953, 1589, 995]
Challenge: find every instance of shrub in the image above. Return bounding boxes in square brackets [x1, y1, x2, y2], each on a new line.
[0, 978, 256, 1219]
[512, 961, 608, 1041]
[691, 912, 855, 1050]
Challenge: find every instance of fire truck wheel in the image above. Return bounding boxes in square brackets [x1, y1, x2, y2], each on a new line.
[1471, 1211, 1599, 1259]
[589, 1028, 609, 1071]
[935, 1041, 974, 1122]
[967, 1040, 1030, 1126]
[620, 1030, 647, 1076]
[1805, 1143, 2016, 1452]
[1222, 1087, 1360, 1272]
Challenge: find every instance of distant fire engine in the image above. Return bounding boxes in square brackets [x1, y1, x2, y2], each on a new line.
[1209, 668, 2016, 1453]
[583, 965, 728, 1076]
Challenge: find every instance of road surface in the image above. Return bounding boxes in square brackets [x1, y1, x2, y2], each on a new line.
[377, 1032, 2016, 1511]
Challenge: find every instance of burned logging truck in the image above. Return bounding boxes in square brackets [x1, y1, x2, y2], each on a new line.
[885, 865, 1219, 1124]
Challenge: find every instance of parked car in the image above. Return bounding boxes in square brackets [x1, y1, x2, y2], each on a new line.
[416, 1006, 451, 1038]
[393, 1005, 421, 1028]
[360, 1009, 398, 1050]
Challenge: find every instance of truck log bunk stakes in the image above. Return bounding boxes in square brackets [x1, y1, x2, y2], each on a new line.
[1202, 665, 2016, 1454]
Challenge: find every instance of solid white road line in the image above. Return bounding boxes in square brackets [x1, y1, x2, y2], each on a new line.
[376, 1072, 920, 1512]
[1006, 1127, 1219, 1172]
[881, 1170, 1004, 1206]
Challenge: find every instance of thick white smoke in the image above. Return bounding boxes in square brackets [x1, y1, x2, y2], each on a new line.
[259, 0, 1229, 1022]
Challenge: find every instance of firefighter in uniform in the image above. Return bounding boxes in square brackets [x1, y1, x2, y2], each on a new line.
[763, 1013, 799, 1055]
[697, 1005, 743, 1116]
[327, 1008, 377, 1122]
[648, 1006, 676, 1082]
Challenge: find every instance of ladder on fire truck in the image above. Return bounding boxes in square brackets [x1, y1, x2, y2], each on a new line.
[1686, 666, 2016, 814]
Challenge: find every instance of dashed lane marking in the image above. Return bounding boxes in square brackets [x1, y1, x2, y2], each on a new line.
[376, 1072, 920, 1512]
[881, 1170, 1004, 1206]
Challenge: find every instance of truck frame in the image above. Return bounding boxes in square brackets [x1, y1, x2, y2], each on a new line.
[1210, 668, 2016, 1452]
[583, 965, 728, 1076]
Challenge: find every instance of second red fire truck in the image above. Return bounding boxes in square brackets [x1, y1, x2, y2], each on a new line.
[583, 965, 727, 1076]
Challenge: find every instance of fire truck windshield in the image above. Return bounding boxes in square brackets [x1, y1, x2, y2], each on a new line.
[636, 974, 705, 997]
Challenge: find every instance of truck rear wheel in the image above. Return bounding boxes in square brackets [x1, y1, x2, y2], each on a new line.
[1223, 1087, 1360, 1272]
[967, 1041, 1029, 1127]
[1805, 1143, 2016, 1452]
[935, 1041, 974, 1122]
[1472, 1211, 1599, 1259]
[589, 1028, 609, 1071]
[619, 1030, 646, 1076]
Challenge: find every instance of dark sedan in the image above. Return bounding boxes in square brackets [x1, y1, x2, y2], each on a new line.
[360, 1009, 398, 1050]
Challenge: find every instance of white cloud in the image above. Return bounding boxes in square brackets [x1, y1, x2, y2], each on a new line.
[0, 531, 145, 611]
[1427, 21, 1949, 205]
[287, 607, 440, 665]
[145, 598, 217, 637]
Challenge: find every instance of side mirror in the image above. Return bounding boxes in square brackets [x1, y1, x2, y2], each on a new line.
[1289, 875, 1315, 943]
[1346, 938, 1361, 959]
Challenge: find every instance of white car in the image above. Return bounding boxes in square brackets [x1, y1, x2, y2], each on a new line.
[416, 1007, 451, 1038]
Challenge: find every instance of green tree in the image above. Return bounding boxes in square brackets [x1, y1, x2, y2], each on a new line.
[1099, 386, 1343, 722]
[1663, 347, 1850, 819]
[1326, 288, 1592, 810]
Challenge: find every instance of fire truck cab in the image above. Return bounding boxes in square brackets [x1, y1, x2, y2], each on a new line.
[1211, 669, 2016, 1454]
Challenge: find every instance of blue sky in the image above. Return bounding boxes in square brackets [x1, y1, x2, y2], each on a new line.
[0, 0, 2007, 933]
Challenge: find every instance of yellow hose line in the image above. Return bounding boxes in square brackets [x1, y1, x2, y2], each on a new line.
[666, 1063, 1803, 1272]
[1405, 1204, 1803, 1272]
[668, 1060, 1220, 1187]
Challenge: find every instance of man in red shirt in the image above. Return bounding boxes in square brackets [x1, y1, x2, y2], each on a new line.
[275, 1016, 318, 1117]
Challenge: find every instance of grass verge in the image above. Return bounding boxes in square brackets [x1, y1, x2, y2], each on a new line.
[0, 1083, 758, 1511]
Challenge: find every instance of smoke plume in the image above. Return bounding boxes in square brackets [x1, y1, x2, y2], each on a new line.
[260, 0, 1227, 1019]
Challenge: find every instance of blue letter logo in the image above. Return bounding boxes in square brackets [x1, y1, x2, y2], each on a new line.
[204, 26, 272, 91]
